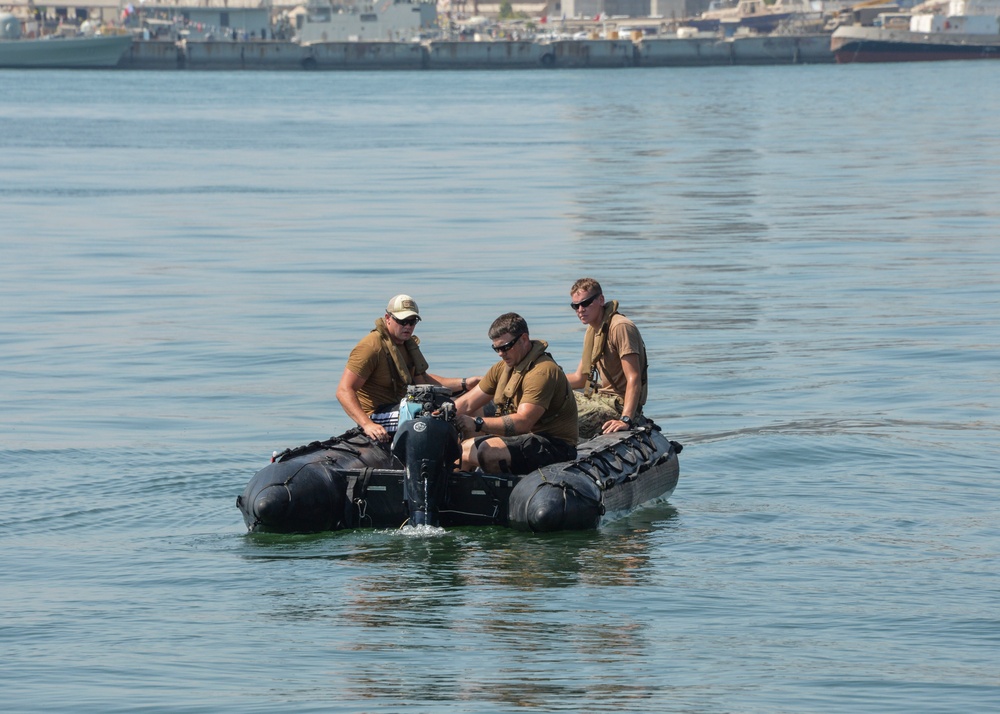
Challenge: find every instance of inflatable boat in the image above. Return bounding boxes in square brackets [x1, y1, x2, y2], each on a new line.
[237, 386, 681, 534]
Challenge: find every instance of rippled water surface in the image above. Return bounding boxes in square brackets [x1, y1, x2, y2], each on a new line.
[1, 64, 999, 713]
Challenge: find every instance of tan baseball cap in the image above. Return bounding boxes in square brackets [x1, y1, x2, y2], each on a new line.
[386, 294, 420, 321]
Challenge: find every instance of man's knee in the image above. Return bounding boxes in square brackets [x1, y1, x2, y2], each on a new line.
[460, 438, 477, 470]
[478, 441, 513, 474]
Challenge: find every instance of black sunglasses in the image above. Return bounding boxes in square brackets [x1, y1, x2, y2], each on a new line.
[391, 315, 420, 327]
[570, 293, 602, 311]
[492, 334, 522, 353]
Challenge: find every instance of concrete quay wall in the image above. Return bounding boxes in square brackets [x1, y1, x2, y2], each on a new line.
[426, 40, 546, 68]
[638, 37, 732, 66]
[729, 34, 834, 65]
[424, 39, 636, 69]
[119, 39, 183, 69]
[638, 34, 834, 66]
[183, 40, 306, 70]
[117, 36, 834, 71]
[305, 42, 426, 70]
[548, 39, 637, 68]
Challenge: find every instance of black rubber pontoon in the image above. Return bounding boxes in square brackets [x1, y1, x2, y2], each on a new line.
[237, 386, 680, 534]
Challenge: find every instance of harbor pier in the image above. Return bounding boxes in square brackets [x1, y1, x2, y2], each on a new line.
[118, 34, 835, 71]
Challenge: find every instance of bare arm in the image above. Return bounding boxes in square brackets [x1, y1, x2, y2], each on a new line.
[336, 367, 389, 442]
[420, 372, 481, 395]
[454, 385, 492, 416]
[565, 358, 587, 390]
[456, 399, 545, 438]
[602, 353, 643, 434]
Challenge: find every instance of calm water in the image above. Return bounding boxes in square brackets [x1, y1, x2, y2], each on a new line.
[1, 63, 998, 713]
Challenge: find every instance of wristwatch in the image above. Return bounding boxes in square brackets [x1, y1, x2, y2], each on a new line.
[620, 416, 633, 427]
[474, 416, 485, 432]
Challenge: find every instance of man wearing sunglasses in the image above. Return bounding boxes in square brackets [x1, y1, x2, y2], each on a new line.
[454, 313, 578, 474]
[337, 294, 477, 443]
[565, 278, 648, 438]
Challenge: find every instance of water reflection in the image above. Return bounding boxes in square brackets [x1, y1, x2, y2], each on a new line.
[247, 504, 678, 586]
[237, 512, 681, 706]
[332, 526, 673, 708]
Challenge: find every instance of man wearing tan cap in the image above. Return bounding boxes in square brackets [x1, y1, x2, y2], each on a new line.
[336, 294, 478, 443]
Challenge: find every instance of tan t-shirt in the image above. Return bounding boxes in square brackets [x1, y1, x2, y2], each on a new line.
[596, 314, 647, 407]
[479, 354, 578, 445]
[345, 332, 425, 414]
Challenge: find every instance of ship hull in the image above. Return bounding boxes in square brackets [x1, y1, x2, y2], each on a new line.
[832, 26, 1000, 63]
[0, 34, 133, 68]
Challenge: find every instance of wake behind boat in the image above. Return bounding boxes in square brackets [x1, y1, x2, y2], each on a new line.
[237, 386, 681, 534]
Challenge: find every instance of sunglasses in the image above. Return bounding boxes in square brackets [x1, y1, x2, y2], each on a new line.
[570, 293, 602, 311]
[492, 334, 522, 354]
[391, 315, 420, 327]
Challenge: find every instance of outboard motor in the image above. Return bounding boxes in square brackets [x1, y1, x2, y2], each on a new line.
[391, 386, 461, 527]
